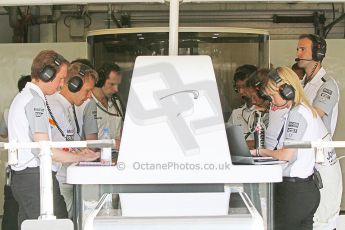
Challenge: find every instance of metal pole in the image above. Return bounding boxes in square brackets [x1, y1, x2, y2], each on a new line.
[267, 183, 274, 230]
[169, 0, 179, 55]
[38, 141, 55, 220]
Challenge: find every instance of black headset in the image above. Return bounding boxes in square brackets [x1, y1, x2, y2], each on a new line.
[68, 64, 90, 93]
[268, 68, 295, 101]
[96, 63, 121, 88]
[309, 34, 326, 62]
[253, 80, 272, 102]
[39, 54, 65, 82]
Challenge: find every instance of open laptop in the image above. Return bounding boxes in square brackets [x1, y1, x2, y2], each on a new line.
[226, 125, 286, 165]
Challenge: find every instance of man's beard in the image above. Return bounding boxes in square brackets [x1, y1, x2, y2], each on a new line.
[242, 96, 252, 108]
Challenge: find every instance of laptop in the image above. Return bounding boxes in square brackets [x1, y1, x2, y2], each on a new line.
[226, 125, 286, 165]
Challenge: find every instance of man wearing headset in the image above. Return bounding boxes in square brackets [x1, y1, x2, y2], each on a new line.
[296, 34, 342, 230]
[296, 34, 339, 137]
[46, 62, 99, 218]
[8, 50, 99, 228]
[226, 65, 268, 214]
[83, 62, 124, 151]
[227, 64, 261, 149]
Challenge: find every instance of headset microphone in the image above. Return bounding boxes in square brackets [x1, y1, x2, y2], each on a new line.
[295, 58, 313, 62]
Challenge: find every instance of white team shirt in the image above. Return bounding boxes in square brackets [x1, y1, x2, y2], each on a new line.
[75, 98, 98, 140]
[282, 104, 318, 178]
[84, 93, 123, 140]
[265, 108, 289, 150]
[303, 67, 339, 136]
[46, 92, 80, 183]
[227, 104, 268, 143]
[8, 82, 59, 171]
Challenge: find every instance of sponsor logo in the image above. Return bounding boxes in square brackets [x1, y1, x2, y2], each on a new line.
[288, 122, 299, 128]
[320, 92, 331, 100]
[34, 107, 44, 117]
[322, 88, 332, 95]
[287, 127, 297, 133]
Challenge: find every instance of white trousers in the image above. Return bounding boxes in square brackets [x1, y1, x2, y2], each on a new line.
[313, 161, 342, 230]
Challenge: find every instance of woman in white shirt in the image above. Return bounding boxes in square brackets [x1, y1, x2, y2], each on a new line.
[252, 67, 320, 230]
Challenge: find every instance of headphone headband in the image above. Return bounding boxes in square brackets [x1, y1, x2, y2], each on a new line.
[39, 54, 66, 82]
[268, 68, 295, 101]
[308, 34, 326, 62]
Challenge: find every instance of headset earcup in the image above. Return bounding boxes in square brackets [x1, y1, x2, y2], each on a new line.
[280, 84, 295, 101]
[68, 76, 83, 93]
[310, 34, 326, 62]
[96, 68, 106, 88]
[40, 65, 56, 82]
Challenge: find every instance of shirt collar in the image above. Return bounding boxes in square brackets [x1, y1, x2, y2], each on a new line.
[57, 92, 73, 109]
[307, 67, 326, 85]
[25, 82, 45, 100]
[92, 92, 114, 109]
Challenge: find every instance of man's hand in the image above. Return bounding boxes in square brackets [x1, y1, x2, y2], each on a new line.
[250, 149, 257, 156]
[76, 148, 100, 162]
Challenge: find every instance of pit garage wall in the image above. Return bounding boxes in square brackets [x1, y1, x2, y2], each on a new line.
[0, 40, 344, 214]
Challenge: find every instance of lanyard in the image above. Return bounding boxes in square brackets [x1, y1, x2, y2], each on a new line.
[273, 124, 285, 150]
[45, 96, 65, 138]
[72, 105, 80, 136]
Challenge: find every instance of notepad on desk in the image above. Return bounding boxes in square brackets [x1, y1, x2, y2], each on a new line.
[78, 162, 116, 166]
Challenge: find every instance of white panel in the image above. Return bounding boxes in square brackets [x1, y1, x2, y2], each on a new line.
[118, 55, 231, 183]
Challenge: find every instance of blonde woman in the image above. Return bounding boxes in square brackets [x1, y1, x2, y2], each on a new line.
[251, 67, 320, 230]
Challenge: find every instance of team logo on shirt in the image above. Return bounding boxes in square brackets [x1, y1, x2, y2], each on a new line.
[288, 122, 299, 128]
[322, 88, 332, 95]
[92, 110, 98, 120]
[48, 118, 56, 126]
[287, 128, 298, 133]
[320, 92, 331, 101]
[65, 135, 74, 141]
[319, 88, 332, 103]
[34, 107, 44, 117]
[287, 122, 299, 136]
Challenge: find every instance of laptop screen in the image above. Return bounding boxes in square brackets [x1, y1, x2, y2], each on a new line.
[225, 125, 253, 158]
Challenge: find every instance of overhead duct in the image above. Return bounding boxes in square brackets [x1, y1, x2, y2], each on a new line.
[0, 0, 165, 6]
[6, 6, 28, 42]
[272, 13, 326, 24]
[6, 6, 62, 42]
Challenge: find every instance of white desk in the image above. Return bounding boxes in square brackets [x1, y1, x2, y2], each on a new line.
[67, 164, 282, 230]
[67, 164, 282, 184]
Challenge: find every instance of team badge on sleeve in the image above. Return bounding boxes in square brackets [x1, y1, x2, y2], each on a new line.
[34, 107, 44, 117]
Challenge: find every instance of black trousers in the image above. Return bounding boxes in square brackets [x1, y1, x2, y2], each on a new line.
[1, 185, 19, 230]
[274, 179, 320, 230]
[11, 167, 68, 229]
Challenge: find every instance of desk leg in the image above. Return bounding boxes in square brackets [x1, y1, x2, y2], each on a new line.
[267, 183, 274, 230]
[73, 185, 82, 230]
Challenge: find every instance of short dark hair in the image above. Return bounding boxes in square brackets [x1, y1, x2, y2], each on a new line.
[233, 64, 257, 83]
[31, 50, 69, 80]
[95, 62, 121, 88]
[246, 68, 270, 89]
[17, 75, 31, 92]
